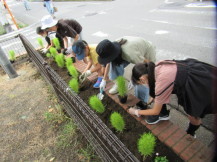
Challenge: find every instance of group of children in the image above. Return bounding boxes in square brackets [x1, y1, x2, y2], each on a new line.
[37, 15, 216, 138]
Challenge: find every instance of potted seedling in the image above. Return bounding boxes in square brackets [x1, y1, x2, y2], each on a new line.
[8, 50, 16, 63]
[110, 112, 125, 132]
[116, 76, 128, 104]
[37, 37, 44, 48]
[89, 95, 105, 113]
[138, 132, 156, 159]
[52, 37, 61, 51]
[69, 78, 79, 94]
[55, 53, 65, 68]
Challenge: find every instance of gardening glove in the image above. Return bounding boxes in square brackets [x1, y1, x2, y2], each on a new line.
[99, 79, 106, 92]
[65, 47, 73, 54]
[128, 107, 140, 117]
[41, 48, 48, 54]
[79, 70, 92, 83]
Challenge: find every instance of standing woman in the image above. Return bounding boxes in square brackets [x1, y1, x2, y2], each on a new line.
[44, 0, 55, 18]
[128, 58, 217, 137]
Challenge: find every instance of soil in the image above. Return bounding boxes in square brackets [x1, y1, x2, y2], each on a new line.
[0, 57, 100, 162]
[43, 54, 184, 162]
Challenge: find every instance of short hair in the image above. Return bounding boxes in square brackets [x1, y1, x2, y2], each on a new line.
[36, 26, 44, 34]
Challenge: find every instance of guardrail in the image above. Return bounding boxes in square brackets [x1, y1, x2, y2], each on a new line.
[19, 33, 140, 162]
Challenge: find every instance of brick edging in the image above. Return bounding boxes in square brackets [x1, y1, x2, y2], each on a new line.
[73, 60, 214, 162]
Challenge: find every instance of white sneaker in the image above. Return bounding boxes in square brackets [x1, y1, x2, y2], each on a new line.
[109, 83, 118, 94]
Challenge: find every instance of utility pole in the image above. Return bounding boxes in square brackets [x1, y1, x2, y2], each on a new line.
[1, 0, 19, 30]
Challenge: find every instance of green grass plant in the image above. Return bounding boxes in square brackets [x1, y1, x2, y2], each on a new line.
[155, 156, 169, 162]
[65, 57, 73, 68]
[53, 37, 61, 50]
[8, 50, 16, 61]
[138, 132, 156, 158]
[49, 47, 58, 57]
[67, 65, 78, 79]
[55, 53, 65, 68]
[89, 95, 105, 113]
[116, 76, 127, 97]
[37, 37, 44, 48]
[110, 112, 125, 132]
[46, 53, 52, 58]
[69, 78, 79, 93]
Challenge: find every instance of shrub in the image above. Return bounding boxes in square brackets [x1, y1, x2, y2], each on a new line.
[65, 57, 73, 68]
[8, 50, 15, 61]
[46, 53, 52, 58]
[53, 37, 61, 50]
[110, 112, 125, 132]
[155, 156, 169, 162]
[55, 53, 65, 68]
[69, 78, 79, 93]
[49, 47, 58, 57]
[137, 132, 156, 158]
[37, 37, 44, 48]
[67, 65, 78, 79]
[89, 95, 105, 113]
[116, 76, 127, 97]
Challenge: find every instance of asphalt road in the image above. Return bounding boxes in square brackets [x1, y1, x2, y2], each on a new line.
[6, 0, 217, 65]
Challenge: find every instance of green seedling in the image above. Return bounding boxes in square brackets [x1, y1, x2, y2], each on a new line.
[89, 95, 105, 113]
[65, 57, 73, 68]
[55, 53, 65, 68]
[155, 156, 169, 162]
[110, 112, 125, 132]
[53, 37, 61, 50]
[138, 132, 156, 158]
[49, 47, 58, 57]
[67, 65, 78, 79]
[46, 53, 52, 58]
[8, 50, 16, 61]
[116, 76, 127, 97]
[37, 37, 44, 48]
[69, 78, 79, 93]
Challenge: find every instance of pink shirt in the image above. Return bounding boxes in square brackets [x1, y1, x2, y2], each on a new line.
[154, 61, 177, 104]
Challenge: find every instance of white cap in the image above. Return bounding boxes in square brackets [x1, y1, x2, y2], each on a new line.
[41, 15, 58, 30]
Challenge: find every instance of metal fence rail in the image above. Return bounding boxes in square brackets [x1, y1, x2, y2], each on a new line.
[19, 34, 140, 162]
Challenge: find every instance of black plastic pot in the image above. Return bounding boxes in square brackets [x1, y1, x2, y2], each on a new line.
[118, 95, 128, 104]
[10, 60, 15, 63]
[136, 101, 148, 110]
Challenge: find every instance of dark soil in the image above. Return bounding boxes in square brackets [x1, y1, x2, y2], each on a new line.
[42, 54, 183, 162]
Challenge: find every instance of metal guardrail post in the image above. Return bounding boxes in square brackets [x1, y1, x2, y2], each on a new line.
[0, 46, 18, 78]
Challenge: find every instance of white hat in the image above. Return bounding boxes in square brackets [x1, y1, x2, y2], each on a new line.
[41, 15, 58, 30]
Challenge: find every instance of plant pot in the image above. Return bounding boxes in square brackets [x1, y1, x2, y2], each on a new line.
[118, 95, 128, 104]
[71, 57, 76, 63]
[136, 101, 148, 110]
[10, 60, 15, 63]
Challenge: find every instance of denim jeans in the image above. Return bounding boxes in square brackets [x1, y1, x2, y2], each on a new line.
[109, 61, 149, 103]
[44, 1, 54, 15]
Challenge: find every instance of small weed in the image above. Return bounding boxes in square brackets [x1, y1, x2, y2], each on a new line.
[46, 53, 52, 58]
[155, 156, 169, 162]
[89, 95, 105, 113]
[138, 132, 156, 158]
[77, 144, 96, 161]
[110, 112, 125, 132]
[69, 78, 79, 93]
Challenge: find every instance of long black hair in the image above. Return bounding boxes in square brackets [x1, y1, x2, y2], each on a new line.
[112, 38, 127, 66]
[131, 62, 156, 98]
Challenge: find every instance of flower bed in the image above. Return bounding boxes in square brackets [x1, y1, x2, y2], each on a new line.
[40, 53, 183, 162]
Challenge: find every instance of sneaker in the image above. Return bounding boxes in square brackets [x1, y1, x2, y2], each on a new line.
[93, 77, 103, 88]
[145, 113, 170, 125]
[109, 83, 118, 94]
